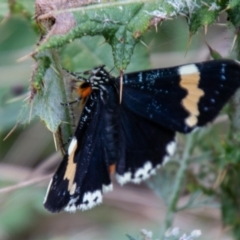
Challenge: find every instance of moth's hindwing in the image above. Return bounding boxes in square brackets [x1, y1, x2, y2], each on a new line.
[115, 105, 176, 185]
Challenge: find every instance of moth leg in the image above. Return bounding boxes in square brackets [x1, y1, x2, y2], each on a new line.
[61, 97, 82, 106]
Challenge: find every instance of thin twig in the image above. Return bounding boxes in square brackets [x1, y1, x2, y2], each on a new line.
[0, 174, 52, 194]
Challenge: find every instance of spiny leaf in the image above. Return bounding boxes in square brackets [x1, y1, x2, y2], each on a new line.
[18, 50, 73, 137]
[35, 1, 200, 70]
[189, 4, 222, 34]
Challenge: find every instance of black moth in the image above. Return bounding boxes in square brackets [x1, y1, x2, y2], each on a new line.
[44, 59, 240, 213]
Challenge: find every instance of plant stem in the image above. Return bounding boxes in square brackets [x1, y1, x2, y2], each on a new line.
[159, 134, 193, 239]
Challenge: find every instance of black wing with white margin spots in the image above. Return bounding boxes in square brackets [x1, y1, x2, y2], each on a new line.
[44, 60, 240, 212]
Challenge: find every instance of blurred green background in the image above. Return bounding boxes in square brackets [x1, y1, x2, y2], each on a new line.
[0, 1, 238, 240]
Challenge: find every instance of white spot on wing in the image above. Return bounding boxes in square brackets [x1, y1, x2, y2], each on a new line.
[149, 168, 156, 175]
[178, 64, 199, 75]
[132, 161, 153, 184]
[65, 205, 77, 212]
[78, 190, 102, 211]
[156, 164, 161, 169]
[43, 178, 53, 204]
[116, 162, 162, 185]
[68, 137, 77, 155]
[102, 183, 113, 193]
[166, 141, 176, 156]
[115, 172, 131, 185]
[162, 155, 170, 166]
[163, 140, 177, 165]
[64, 197, 79, 212]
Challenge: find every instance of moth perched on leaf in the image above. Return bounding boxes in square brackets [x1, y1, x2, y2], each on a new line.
[44, 59, 240, 213]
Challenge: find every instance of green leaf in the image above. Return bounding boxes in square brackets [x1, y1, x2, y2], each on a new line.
[108, 25, 138, 70]
[35, 1, 178, 70]
[60, 36, 115, 71]
[18, 50, 73, 137]
[60, 35, 151, 72]
[189, 5, 222, 34]
[36, 2, 148, 70]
